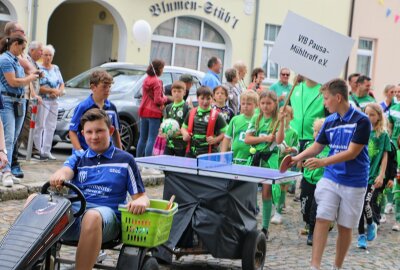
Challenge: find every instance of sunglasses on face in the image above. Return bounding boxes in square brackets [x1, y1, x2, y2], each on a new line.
[281, 73, 290, 77]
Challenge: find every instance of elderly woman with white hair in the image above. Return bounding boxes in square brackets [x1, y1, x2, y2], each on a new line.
[33, 44, 64, 160]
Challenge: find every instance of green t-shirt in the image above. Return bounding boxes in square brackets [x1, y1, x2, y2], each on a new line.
[276, 127, 299, 160]
[388, 103, 400, 142]
[270, 81, 292, 107]
[303, 142, 330, 185]
[182, 107, 227, 156]
[368, 130, 391, 184]
[350, 94, 376, 111]
[163, 101, 189, 149]
[290, 82, 325, 140]
[246, 114, 279, 168]
[225, 114, 252, 165]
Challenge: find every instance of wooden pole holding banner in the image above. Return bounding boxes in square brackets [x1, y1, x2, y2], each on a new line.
[270, 75, 302, 135]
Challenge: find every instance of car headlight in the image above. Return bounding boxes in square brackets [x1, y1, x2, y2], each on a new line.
[66, 108, 75, 119]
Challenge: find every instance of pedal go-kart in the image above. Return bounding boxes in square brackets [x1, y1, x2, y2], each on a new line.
[0, 181, 177, 270]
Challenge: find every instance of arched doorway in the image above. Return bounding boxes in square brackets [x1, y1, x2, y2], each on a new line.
[47, 0, 126, 80]
[0, 0, 16, 36]
[151, 16, 227, 74]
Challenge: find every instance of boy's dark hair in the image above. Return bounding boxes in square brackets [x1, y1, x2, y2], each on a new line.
[147, 59, 165, 76]
[90, 70, 113, 86]
[356, 75, 371, 84]
[347, 73, 360, 82]
[207, 56, 219, 69]
[196, 86, 213, 98]
[213, 85, 228, 97]
[250, 67, 264, 80]
[81, 108, 112, 129]
[321, 78, 349, 101]
[171, 81, 186, 91]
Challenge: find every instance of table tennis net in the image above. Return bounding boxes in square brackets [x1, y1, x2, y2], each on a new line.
[197, 152, 233, 169]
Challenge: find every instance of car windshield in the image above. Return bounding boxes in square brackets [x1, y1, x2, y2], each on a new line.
[65, 67, 146, 93]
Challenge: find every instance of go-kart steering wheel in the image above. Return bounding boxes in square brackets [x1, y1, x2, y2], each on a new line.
[41, 181, 86, 218]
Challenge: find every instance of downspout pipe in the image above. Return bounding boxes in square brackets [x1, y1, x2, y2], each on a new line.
[250, 0, 260, 72]
[31, 0, 38, 40]
[344, 0, 356, 79]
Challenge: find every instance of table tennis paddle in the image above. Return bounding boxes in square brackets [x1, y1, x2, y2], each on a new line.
[279, 155, 293, 173]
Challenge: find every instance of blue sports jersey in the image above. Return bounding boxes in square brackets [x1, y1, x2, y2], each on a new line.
[64, 144, 145, 218]
[69, 94, 120, 150]
[316, 105, 371, 187]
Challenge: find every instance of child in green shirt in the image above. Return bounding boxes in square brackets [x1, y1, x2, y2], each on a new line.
[299, 118, 329, 246]
[392, 136, 400, 231]
[220, 91, 259, 164]
[245, 90, 285, 240]
[271, 106, 299, 225]
[162, 81, 190, 156]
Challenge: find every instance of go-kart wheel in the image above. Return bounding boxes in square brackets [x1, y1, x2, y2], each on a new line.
[41, 181, 86, 218]
[141, 256, 159, 270]
[241, 230, 266, 270]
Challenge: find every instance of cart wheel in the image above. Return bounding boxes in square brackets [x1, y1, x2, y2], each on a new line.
[141, 256, 159, 270]
[241, 230, 266, 270]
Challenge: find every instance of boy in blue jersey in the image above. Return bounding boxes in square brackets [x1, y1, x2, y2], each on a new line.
[69, 70, 122, 155]
[26, 108, 149, 270]
[291, 79, 370, 270]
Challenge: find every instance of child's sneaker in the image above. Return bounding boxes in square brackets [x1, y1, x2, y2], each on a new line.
[307, 234, 313, 246]
[271, 212, 282, 224]
[2, 172, 13, 187]
[379, 214, 387, 224]
[366, 222, 377, 241]
[392, 222, 400, 231]
[357, 234, 367, 249]
[261, 228, 270, 241]
[384, 203, 394, 214]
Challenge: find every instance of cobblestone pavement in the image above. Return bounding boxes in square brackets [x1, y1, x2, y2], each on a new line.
[1, 184, 399, 270]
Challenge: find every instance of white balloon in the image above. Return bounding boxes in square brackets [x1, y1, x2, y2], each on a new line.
[132, 20, 152, 47]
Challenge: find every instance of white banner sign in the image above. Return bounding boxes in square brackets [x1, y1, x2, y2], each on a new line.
[269, 11, 355, 84]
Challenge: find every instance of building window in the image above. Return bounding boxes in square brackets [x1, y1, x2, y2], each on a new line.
[262, 24, 281, 83]
[0, 1, 11, 36]
[356, 38, 374, 77]
[151, 17, 225, 73]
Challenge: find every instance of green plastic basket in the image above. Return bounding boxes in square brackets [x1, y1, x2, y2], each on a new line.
[118, 199, 178, 248]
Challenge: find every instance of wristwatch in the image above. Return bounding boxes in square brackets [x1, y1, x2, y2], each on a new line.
[0, 149, 7, 155]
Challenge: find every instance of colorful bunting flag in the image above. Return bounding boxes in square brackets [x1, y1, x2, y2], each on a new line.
[386, 8, 392, 17]
[395, 14, 400, 23]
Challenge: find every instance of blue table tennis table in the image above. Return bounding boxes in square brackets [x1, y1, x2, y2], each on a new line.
[135, 152, 302, 184]
[136, 152, 302, 268]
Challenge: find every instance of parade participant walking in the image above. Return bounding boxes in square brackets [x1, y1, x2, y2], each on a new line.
[181, 86, 227, 157]
[33, 45, 64, 160]
[247, 68, 265, 93]
[137, 59, 168, 157]
[212, 85, 234, 124]
[201, 56, 222, 90]
[290, 79, 371, 270]
[69, 70, 121, 155]
[162, 81, 190, 157]
[349, 75, 376, 111]
[357, 103, 389, 249]
[221, 91, 258, 164]
[270, 67, 292, 107]
[347, 73, 360, 94]
[379, 84, 396, 117]
[245, 90, 285, 240]
[0, 34, 38, 187]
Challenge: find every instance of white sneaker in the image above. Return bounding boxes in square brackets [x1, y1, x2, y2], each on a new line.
[2, 172, 14, 187]
[12, 175, 21, 184]
[47, 153, 57, 160]
[380, 214, 387, 224]
[392, 222, 400, 231]
[271, 212, 283, 224]
[385, 203, 394, 214]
